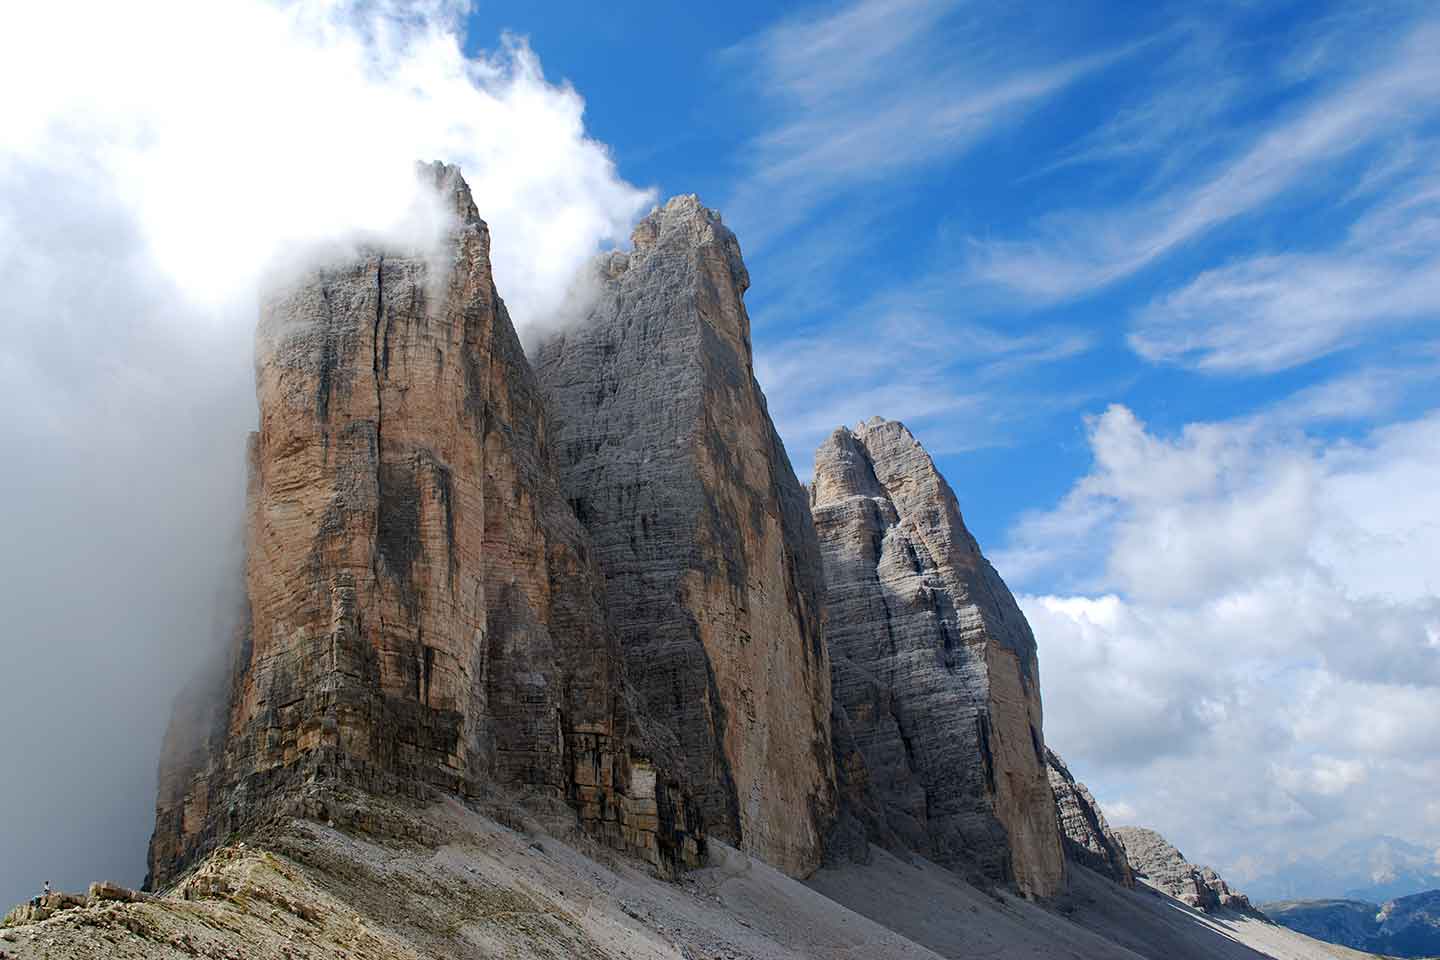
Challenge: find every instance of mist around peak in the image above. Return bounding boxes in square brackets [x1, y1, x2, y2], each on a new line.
[0, 0, 652, 908]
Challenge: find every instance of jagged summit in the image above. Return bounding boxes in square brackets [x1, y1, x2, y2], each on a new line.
[811, 417, 1063, 896]
[1116, 826, 1261, 915]
[415, 159, 481, 226]
[536, 192, 835, 878]
[145, 165, 702, 889]
[596, 193, 751, 300]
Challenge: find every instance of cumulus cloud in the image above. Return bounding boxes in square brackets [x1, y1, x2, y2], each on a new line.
[0, 0, 650, 328]
[1004, 400, 1440, 879]
[0, 0, 647, 906]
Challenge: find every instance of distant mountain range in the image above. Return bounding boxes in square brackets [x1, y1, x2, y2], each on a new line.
[1244, 835, 1440, 903]
[1264, 889, 1440, 958]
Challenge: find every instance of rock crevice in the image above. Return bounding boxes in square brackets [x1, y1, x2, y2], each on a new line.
[1045, 748, 1133, 886]
[810, 418, 1064, 897]
[147, 164, 703, 890]
[537, 194, 837, 878]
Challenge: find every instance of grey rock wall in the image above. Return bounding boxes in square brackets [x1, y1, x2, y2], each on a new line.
[1046, 748, 1133, 886]
[1115, 826, 1258, 914]
[536, 195, 837, 878]
[810, 418, 1064, 897]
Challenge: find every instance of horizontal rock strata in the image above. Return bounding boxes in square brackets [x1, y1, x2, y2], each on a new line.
[1046, 748, 1133, 886]
[810, 418, 1064, 896]
[147, 164, 701, 890]
[1115, 826, 1257, 914]
[536, 195, 836, 877]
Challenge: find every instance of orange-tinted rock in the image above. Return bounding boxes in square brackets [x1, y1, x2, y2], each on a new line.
[147, 164, 701, 889]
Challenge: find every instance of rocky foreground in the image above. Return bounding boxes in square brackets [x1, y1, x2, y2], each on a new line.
[0, 795, 1382, 960]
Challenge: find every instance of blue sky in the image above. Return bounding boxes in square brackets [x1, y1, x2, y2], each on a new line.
[480, 0, 1440, 884]
[0, 0, 1436, 904]
[486, 0, 1438, 542]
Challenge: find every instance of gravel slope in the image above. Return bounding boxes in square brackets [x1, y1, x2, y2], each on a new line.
[0, 799, 1389, 960]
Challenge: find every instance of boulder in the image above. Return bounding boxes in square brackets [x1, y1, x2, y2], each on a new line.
[87, 882, 142, 904]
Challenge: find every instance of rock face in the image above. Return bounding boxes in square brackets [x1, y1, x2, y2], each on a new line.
[1115, 827, 1257, 914]
[147, 164, 702, 890]
[1374, 890, 1440, 956]
[535, 195, 836, 878]
[809, 418, 1064, 897]
[1046, 749, 1133, 886]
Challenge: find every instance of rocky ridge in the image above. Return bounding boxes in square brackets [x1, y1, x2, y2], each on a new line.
[146, 164, 702, 890]
[1046, 749, 1133, 887]
[809, 418, 1064, 897]
[1264, 890, 1440, 958]
[1115, 826, 1259, 915]
[535, 195, 836, 877]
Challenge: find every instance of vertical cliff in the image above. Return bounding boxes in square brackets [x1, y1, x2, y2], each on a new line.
[809, 418, 1064, 897]
[1046, 748, 1134, 886]
[535, 195, 836, 877]
[147, 164, 701, 889]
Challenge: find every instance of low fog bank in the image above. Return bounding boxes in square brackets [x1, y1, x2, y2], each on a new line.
[0, 162, 255, 908]
[0, 0, 652, 908]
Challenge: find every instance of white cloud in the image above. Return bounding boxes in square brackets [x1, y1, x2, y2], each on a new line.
[1130, 174, 1440, 372]
[0, 0, 649, 330]
[1005, 400, 1440, 877]
[1022, 20, 1245, 186]
[0, 0, 647, 907]
[967, 18, 1440, 304]
[1102, 800, 1138, 825]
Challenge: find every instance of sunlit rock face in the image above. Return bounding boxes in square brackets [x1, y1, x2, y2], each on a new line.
[1046, 748, 1134, 887]
[810, 418, 1065, 897]
[1115, 826, 1258, 914]
[146, 165, 702, 890]
[536, 195, 838, 878]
